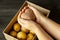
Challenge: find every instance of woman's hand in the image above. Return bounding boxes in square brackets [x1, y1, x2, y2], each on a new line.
[28, 5, 43, 23]
[18, 17, 38, 32]
[18, 12, 53, 40]
[17, 6, 53, 40]
[17, 7, 39, 32]
[28, 5, 60, 40]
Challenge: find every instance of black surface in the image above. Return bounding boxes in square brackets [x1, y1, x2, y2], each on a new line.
[0, 0, 25, 40]
[0, 0, 60, 40]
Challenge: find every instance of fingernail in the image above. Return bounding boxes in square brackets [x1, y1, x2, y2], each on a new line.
[24, 6, 29, 9]
[23, 6, 29, 11]
[19, 6, 29, 18]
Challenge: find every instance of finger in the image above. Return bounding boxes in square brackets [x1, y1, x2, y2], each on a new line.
[19, 18, 29, 23]
[17, 12, 25, 26]
[28, 5, 41, 18]
[22, 6, 29, 13]
[20, 9, 25, 17]
[17, 6, 29, 26]
[23, 6, 29, 10]
[18, 14, 27, 24]
[19, 11, 22, 17]
[19, 6, 29, 17]
[19, 6, 27, 17]
[18, 17, 25, 26]
[21, 8, 25, 13]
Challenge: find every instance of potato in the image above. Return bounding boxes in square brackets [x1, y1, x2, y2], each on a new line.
[17, 32, 27, 40]
[21, 8, 36, 20]
[27, 33, 34, 40]
[10, 31, 17, 37]
[13, 23, 21, 32]
[21, 27, 29, 33]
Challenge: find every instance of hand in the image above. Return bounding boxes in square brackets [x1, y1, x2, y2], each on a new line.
[17, 6, 53, 40]
[28, 5, 44, 23]
[28, 5, 60, 40]
[17, 6, 40, 32]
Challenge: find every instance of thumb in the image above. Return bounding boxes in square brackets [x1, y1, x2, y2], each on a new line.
[18, 14, 29, 25]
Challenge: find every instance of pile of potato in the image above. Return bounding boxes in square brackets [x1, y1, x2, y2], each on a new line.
[9, 6, 39, 40]
[9, 23, 35, 40]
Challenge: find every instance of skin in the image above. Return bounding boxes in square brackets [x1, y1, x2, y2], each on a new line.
[28, 5, 60, 40]
[18, 6, 53, 40]
[21, 8, 36, 20]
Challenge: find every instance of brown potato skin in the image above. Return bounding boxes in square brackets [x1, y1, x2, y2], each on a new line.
[21, 8, 36, 20]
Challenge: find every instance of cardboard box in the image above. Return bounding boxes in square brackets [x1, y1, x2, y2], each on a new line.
[3, 1, 50, 40]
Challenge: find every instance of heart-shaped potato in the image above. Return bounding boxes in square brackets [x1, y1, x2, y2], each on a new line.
[21, 8, 36, 20]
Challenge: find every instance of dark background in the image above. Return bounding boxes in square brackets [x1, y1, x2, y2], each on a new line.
[0, 0, 60, 40]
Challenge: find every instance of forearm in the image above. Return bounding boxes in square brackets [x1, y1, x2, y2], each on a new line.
[37, 15, 60, 39]
[28, 5, 60, 39]
[34, 24, 53, 40]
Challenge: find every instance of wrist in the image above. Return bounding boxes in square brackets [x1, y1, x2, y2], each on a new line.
[36, 14, 46, 24]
